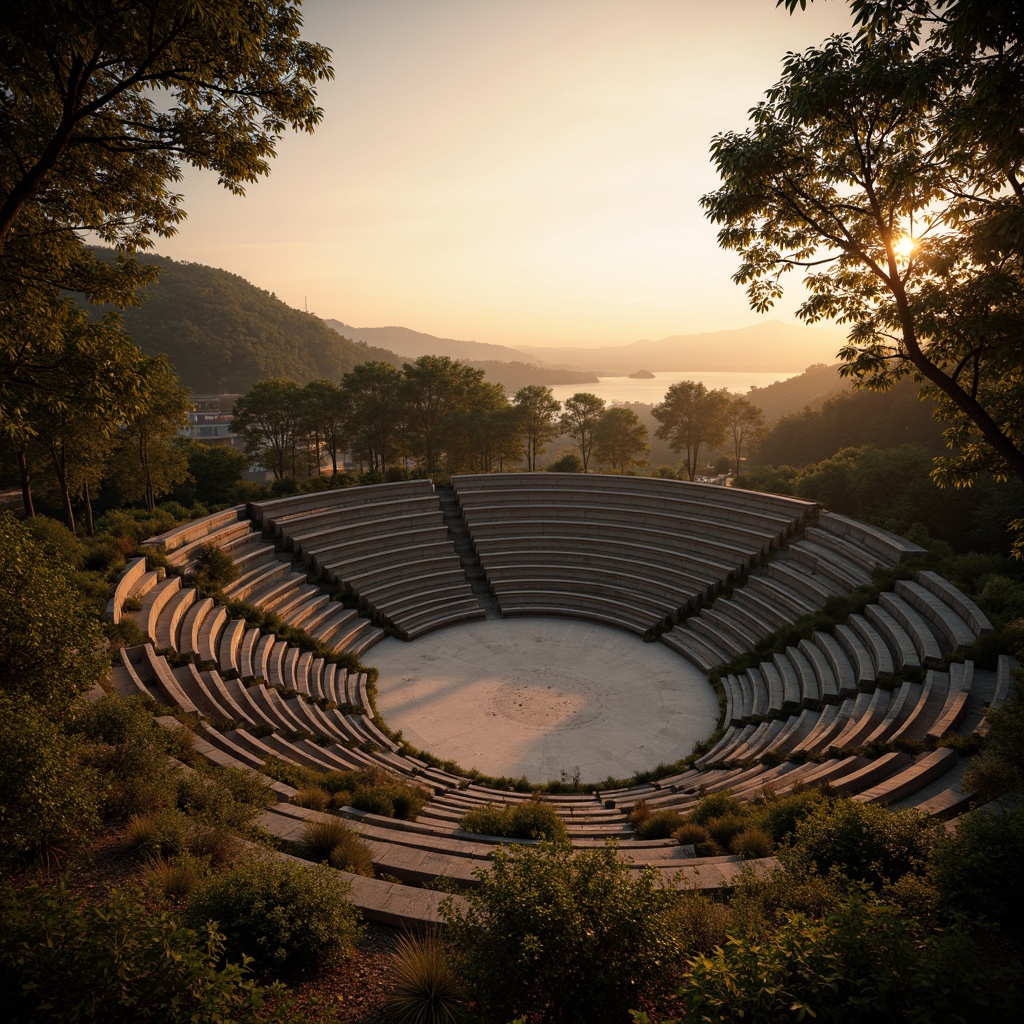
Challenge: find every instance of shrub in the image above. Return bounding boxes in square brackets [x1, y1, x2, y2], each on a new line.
[0, 881, 290, 1023]
[176, 765, 275, 838]
[672, 822, 712, 849]
[706, 812, 748, 851]
[442, 841, 688, 1024]
[635, 809, 685, 840]
[299, 815, 375, 876]
[930, 805, 1024, 929]
[689, 790, 743, 826]
[678, 894, 1020, 1023]
[751, 785, 831, 843]
[731, 826, 774, 860]
[786, 798, 937, 889]
[0, 513, 110, 713]
[190, 543, 239, 597]
[0, 693, 100, 868]
[143, 851, 210, 900]
[460, 798, 568, 842]
[386, 931, 465, 1024]
[116, 809, 190, 861]
[628, 798, 652, 830]
[293, 785, 330, 811]
[187, 857, 363, 978]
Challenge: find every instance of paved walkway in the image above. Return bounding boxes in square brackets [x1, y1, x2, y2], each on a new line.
[370, 618, 718, 784]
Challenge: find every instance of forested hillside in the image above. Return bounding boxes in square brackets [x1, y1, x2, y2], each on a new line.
[92, 251, 401, 391]
[752, 377, 945, 468]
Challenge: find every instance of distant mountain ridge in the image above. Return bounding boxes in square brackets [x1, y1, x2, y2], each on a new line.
[328, 319, 846, 375]
[516, 321, 847, 374]
[91, 250, 401, 391]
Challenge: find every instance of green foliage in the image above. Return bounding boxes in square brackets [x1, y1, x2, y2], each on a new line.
[0, 512, 109, 714]
[386, 931, 466, 1024]
[546, 451, 584, 472]
[299, 815, 375, 876]
[594, 405, 649, 473]
[21, 514, 85, 569]
[688, 791, 743, 827]
[189, 542, 239, 598]
[0, 692, 101, 868]
[73, 693, 187, 818]
[731, 826, 775, 860]
[559, 392, 606, 471]
[143, 851, 211, 901]
[263, 760, 427, 821]
[0, 881, 291, 1023]
[187, 857, 363, 979]
[677, 893, 1018, 1024]
[514, 384, 561, 471]
[786, 798, 938, 889]
[634, 809, 684, 841]
[443, 841, 688, 1024]
[176, 764, 275, 840]
[652, 381, 731, 481]
[459, 798, 568, 842]
[702, 11, 1024, 491]
[931, 805, 1024, 930]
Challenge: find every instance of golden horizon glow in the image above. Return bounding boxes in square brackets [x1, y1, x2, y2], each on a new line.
[154, 0, 854, 351]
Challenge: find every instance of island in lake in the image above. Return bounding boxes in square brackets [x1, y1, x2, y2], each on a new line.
[628, 369, 655, 379]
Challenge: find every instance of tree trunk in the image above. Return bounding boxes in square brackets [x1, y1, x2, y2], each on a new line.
[82, 480, 95, 537]
[17, 449, 34, 518]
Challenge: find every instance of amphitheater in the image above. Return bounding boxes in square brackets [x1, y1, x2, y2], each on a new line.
[107, 474, 1018, 927]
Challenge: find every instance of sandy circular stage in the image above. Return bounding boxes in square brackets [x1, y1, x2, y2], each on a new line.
[370, 618, 718, 783]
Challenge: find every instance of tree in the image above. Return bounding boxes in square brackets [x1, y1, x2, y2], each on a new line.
[593, 406, 648, 473]
[340, 361, 404, 474]
[0, 1, 332, 261]
[558, 392, 606, 472]
[513, 385, 561, 471]
[301, 378, 346, 477]
[232, 378, 303, 480]
[109, 356, 192, 511]
[727, 395, 766, 478]
[441, 842, 688, 1024]
[401, 355, 487, 474]
[0, 2, 332, 479]
[703, 1, 1024, 530]
[652, 381, 731, 481]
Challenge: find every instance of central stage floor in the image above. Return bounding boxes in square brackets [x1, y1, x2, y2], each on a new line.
[370, 618, 719, 784]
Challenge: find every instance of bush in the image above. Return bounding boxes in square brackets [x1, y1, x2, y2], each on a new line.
[677, 894, 1020, 1023]
[672, 822, 712, 849]
[300, 816, 375, 876]
[0, 513, 110, 713]
[459, 798, 568, 842]
[786, 798, 937, 889]
[187, 857, 363, 978]
[143, 851, 210, 900]
[750, 785, 831, 843]
[386, 931, 465, 1024]
[689, 790, 743, 826]
[293, 785, 330, 811]
[442, 841, 688, 1024]
[116, 809, 191, 861]
[731, 826, 774, 860]
[189, 543, 238, 597]
[176, 765, 275, 838]
[930, 805, 1024, 929]
[635, 809, 684, 840]
[706, 812, 748, 851]
[0, 881, 290, 1023]
[627, 798, 651, 831]
[0, 692, 101, 868]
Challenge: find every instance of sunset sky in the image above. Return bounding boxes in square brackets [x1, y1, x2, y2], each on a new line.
[156, 0, 852, 348]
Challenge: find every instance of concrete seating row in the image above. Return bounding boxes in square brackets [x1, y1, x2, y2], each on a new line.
[257, 482, 484, 640]
[453, 473, 813, 633]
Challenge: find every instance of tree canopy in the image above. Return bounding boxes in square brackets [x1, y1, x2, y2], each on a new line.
[652, 381, 731, 481]
[559, 392, 606, 472]
[703, 0, 1024, 510]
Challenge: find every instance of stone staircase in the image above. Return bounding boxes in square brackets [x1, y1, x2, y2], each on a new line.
[436, 484, 501, 618]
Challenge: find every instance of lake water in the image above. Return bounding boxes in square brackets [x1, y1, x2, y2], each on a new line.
[547, 370, 798, 407]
